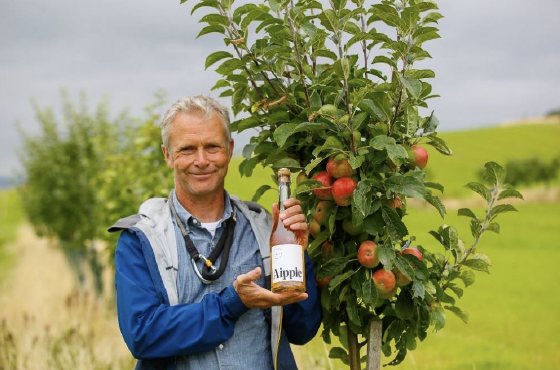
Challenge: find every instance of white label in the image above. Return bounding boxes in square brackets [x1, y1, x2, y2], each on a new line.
[271, 244, 304, 284]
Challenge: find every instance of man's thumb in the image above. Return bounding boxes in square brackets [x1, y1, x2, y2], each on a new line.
[239, 267, 262, 284]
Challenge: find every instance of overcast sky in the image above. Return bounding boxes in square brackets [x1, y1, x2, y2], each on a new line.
[1, 0, 559, 177]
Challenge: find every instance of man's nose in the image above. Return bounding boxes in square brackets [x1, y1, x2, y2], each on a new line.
[194, 147, 209, 167]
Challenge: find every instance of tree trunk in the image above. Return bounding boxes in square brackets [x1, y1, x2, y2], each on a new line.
[347, 324, 361, 370]
[366, 320, 382, 370]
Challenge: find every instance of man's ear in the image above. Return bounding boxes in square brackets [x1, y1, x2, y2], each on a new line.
[228, 139, 235, 160]
[162, 144, 174, 169]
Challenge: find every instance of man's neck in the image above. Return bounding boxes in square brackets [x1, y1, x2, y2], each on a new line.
[175, 188, 225, 223]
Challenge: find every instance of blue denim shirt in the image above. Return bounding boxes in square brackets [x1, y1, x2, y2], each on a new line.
[172, 190, 273, 370]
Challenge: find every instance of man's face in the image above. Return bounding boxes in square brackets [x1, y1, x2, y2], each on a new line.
[162, 112, 233, 200]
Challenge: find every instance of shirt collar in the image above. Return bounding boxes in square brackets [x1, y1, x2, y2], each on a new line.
[171, 189, 233, 228]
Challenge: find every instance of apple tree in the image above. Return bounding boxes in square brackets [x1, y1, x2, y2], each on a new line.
[182, 0, 522, 368]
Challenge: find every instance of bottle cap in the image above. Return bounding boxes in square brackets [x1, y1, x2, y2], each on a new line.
[277, 168, 291, 182]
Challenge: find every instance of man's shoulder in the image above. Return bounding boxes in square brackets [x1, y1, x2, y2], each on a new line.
[229, 195, 270, 218]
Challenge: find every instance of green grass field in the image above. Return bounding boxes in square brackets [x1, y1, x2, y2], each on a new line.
[0, 189, 23, 282]
[422, 123, 560, 198]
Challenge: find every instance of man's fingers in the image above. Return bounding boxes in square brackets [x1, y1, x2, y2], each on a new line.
[237, 267, 262, 285]
[282, 213, 307, 228]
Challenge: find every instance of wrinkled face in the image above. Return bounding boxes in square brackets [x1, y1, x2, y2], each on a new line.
[162, 112, 233, 200]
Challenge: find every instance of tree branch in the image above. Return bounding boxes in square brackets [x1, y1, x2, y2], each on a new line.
[287, 0, 311, 107]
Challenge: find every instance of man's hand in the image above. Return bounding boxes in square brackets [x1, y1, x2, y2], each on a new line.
[233, 267, 308, 309]
[272, 198, 309, 249]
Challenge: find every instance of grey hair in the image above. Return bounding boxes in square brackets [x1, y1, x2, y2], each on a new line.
[160, 95, 231, 150]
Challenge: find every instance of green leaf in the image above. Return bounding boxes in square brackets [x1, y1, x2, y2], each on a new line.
[199, 13, 230, 27]
[353, 181, 374, 218]
[463, 256, 491, 274]
[377, 243, 396, 270]
[372, 55, 397, 69]
[348, 154, 365, 169]
[498, 189, 524, 201]
[346, 291, 361, 326]
[385, 174, 425, 199]
[369, 4, 401, 27]
[205, 52, 232, 70]
[196, 25, 225, 38]
[445, 306, 469, 324]
[305, 156, 325, 175]
[490, 204, 518, 219]
[394, 254, 414, 280]
[329, 347, 349, 364]
[395, 289, 414, 319]
[403, 105, 420, 137]
[242, 143, 257, 159]
[397, 75, 422, 99]
[318, 257, 349, 279]
[459, 270, 475, 287]
[400, 5, 419, 34]
[423, 12, 443, 24]
[272, 123, 299, 148]
[329, 270, 356, 291]
[308, 229, 330, 258]
[363, 211, 384, 236]
[424, 190, 445, 218]
[431, 307, 446, 331]
[412, 279, 425, 299]
[465, 182, 491, 204]
[271, 157, 300, 169]
[482, 161, 505, 187]
[382, 206, 409, 241]
[359, 99, 387, 121]
[486, 222, 500, 233]
[317, 104, 339, 117]
[370, 135, 396, 149]
[215, 58, 245, 74]
[421, 112, 439, 136]
[458, 208, 478, 219]
[426, 136, 452, 155]
[252, 185, 272, 202]
[425, 181, 444, 193]
[362, 276, 379, 306]
[236, 116, 262, 132]
[239, 156, 260, 177]
[190, 0, 219, 14]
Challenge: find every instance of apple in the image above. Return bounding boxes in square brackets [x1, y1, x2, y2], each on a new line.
[390, 197, 403, 209]
[296, 171, 308, 185]
[332, 177, 357, 206]
[392, 267, 412, 287]
[313, 172, 334, 200]
[310, 219, 321, 238]
[326, 157, 353, 178]
[410, 145, 428, 169]
[401, 247, 423, 261]
[321, 240, 334, 259]
[314, 201, 334, 225]
[372, 269, 396, 295]
[378, 286, 397, 299]
[342, 217, 364, 235]
[357, 241, 380, 268]
[316, 275, 331, 289]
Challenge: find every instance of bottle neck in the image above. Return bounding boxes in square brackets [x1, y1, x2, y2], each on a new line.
[278, 181, 290, 212]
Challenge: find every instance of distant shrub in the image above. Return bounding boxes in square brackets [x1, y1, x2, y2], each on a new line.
[479, 157, 560, 187]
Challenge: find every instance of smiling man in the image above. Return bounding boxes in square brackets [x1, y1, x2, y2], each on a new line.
[110, 96, 321, 370]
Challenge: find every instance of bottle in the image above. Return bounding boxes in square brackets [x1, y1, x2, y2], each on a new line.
[270, 168, 306, 293]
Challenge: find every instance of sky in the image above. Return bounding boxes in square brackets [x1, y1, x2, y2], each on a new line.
[1, 0, 559, 177]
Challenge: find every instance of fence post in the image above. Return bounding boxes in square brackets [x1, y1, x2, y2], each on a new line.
[366, 320, 382, 370]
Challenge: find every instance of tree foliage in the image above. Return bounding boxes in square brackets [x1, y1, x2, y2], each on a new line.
[183, 0, 522, 367]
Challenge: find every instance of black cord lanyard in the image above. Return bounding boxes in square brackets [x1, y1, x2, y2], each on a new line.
[168, 194, 237, 284]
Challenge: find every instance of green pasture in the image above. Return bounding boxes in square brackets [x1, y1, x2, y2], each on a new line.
[293, 202, 560, 370]
[422, 123, 560, 198]
[0, 189, 23, 282]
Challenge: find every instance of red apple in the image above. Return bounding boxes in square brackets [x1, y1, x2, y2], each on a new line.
[390, 197, 403, 209]
[378, 286, 397, 299]
[357, 241, 380, 268]
[392, 267, 412, 287]
[313, 172, 334, 200]
[326, 157, 353, 178]
[316, 275, 331, 289]
[342, 217, 364, 235]
[332, 177, 357, 206]
[321, 240, 334, 259]
[401, 247, 423, 261]
[410, 145, 428, 169]
[310, 219, 321, 238]
[314, 201, 334, 225]
[372, 269, 396, 295]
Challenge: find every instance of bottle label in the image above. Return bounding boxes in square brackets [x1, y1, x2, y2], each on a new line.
[271, 244, 304, 284]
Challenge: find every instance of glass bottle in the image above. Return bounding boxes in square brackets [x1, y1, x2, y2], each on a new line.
[270, 168, 306, 293]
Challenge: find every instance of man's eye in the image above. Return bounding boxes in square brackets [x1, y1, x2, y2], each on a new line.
[207, 145, 220, 152]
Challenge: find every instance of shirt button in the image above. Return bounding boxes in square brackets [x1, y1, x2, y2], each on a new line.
[193, 219, 198, 224]
[218, 344, 224, 350]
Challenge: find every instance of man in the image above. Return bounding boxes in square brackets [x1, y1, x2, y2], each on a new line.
[110, 96, 321, 370]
